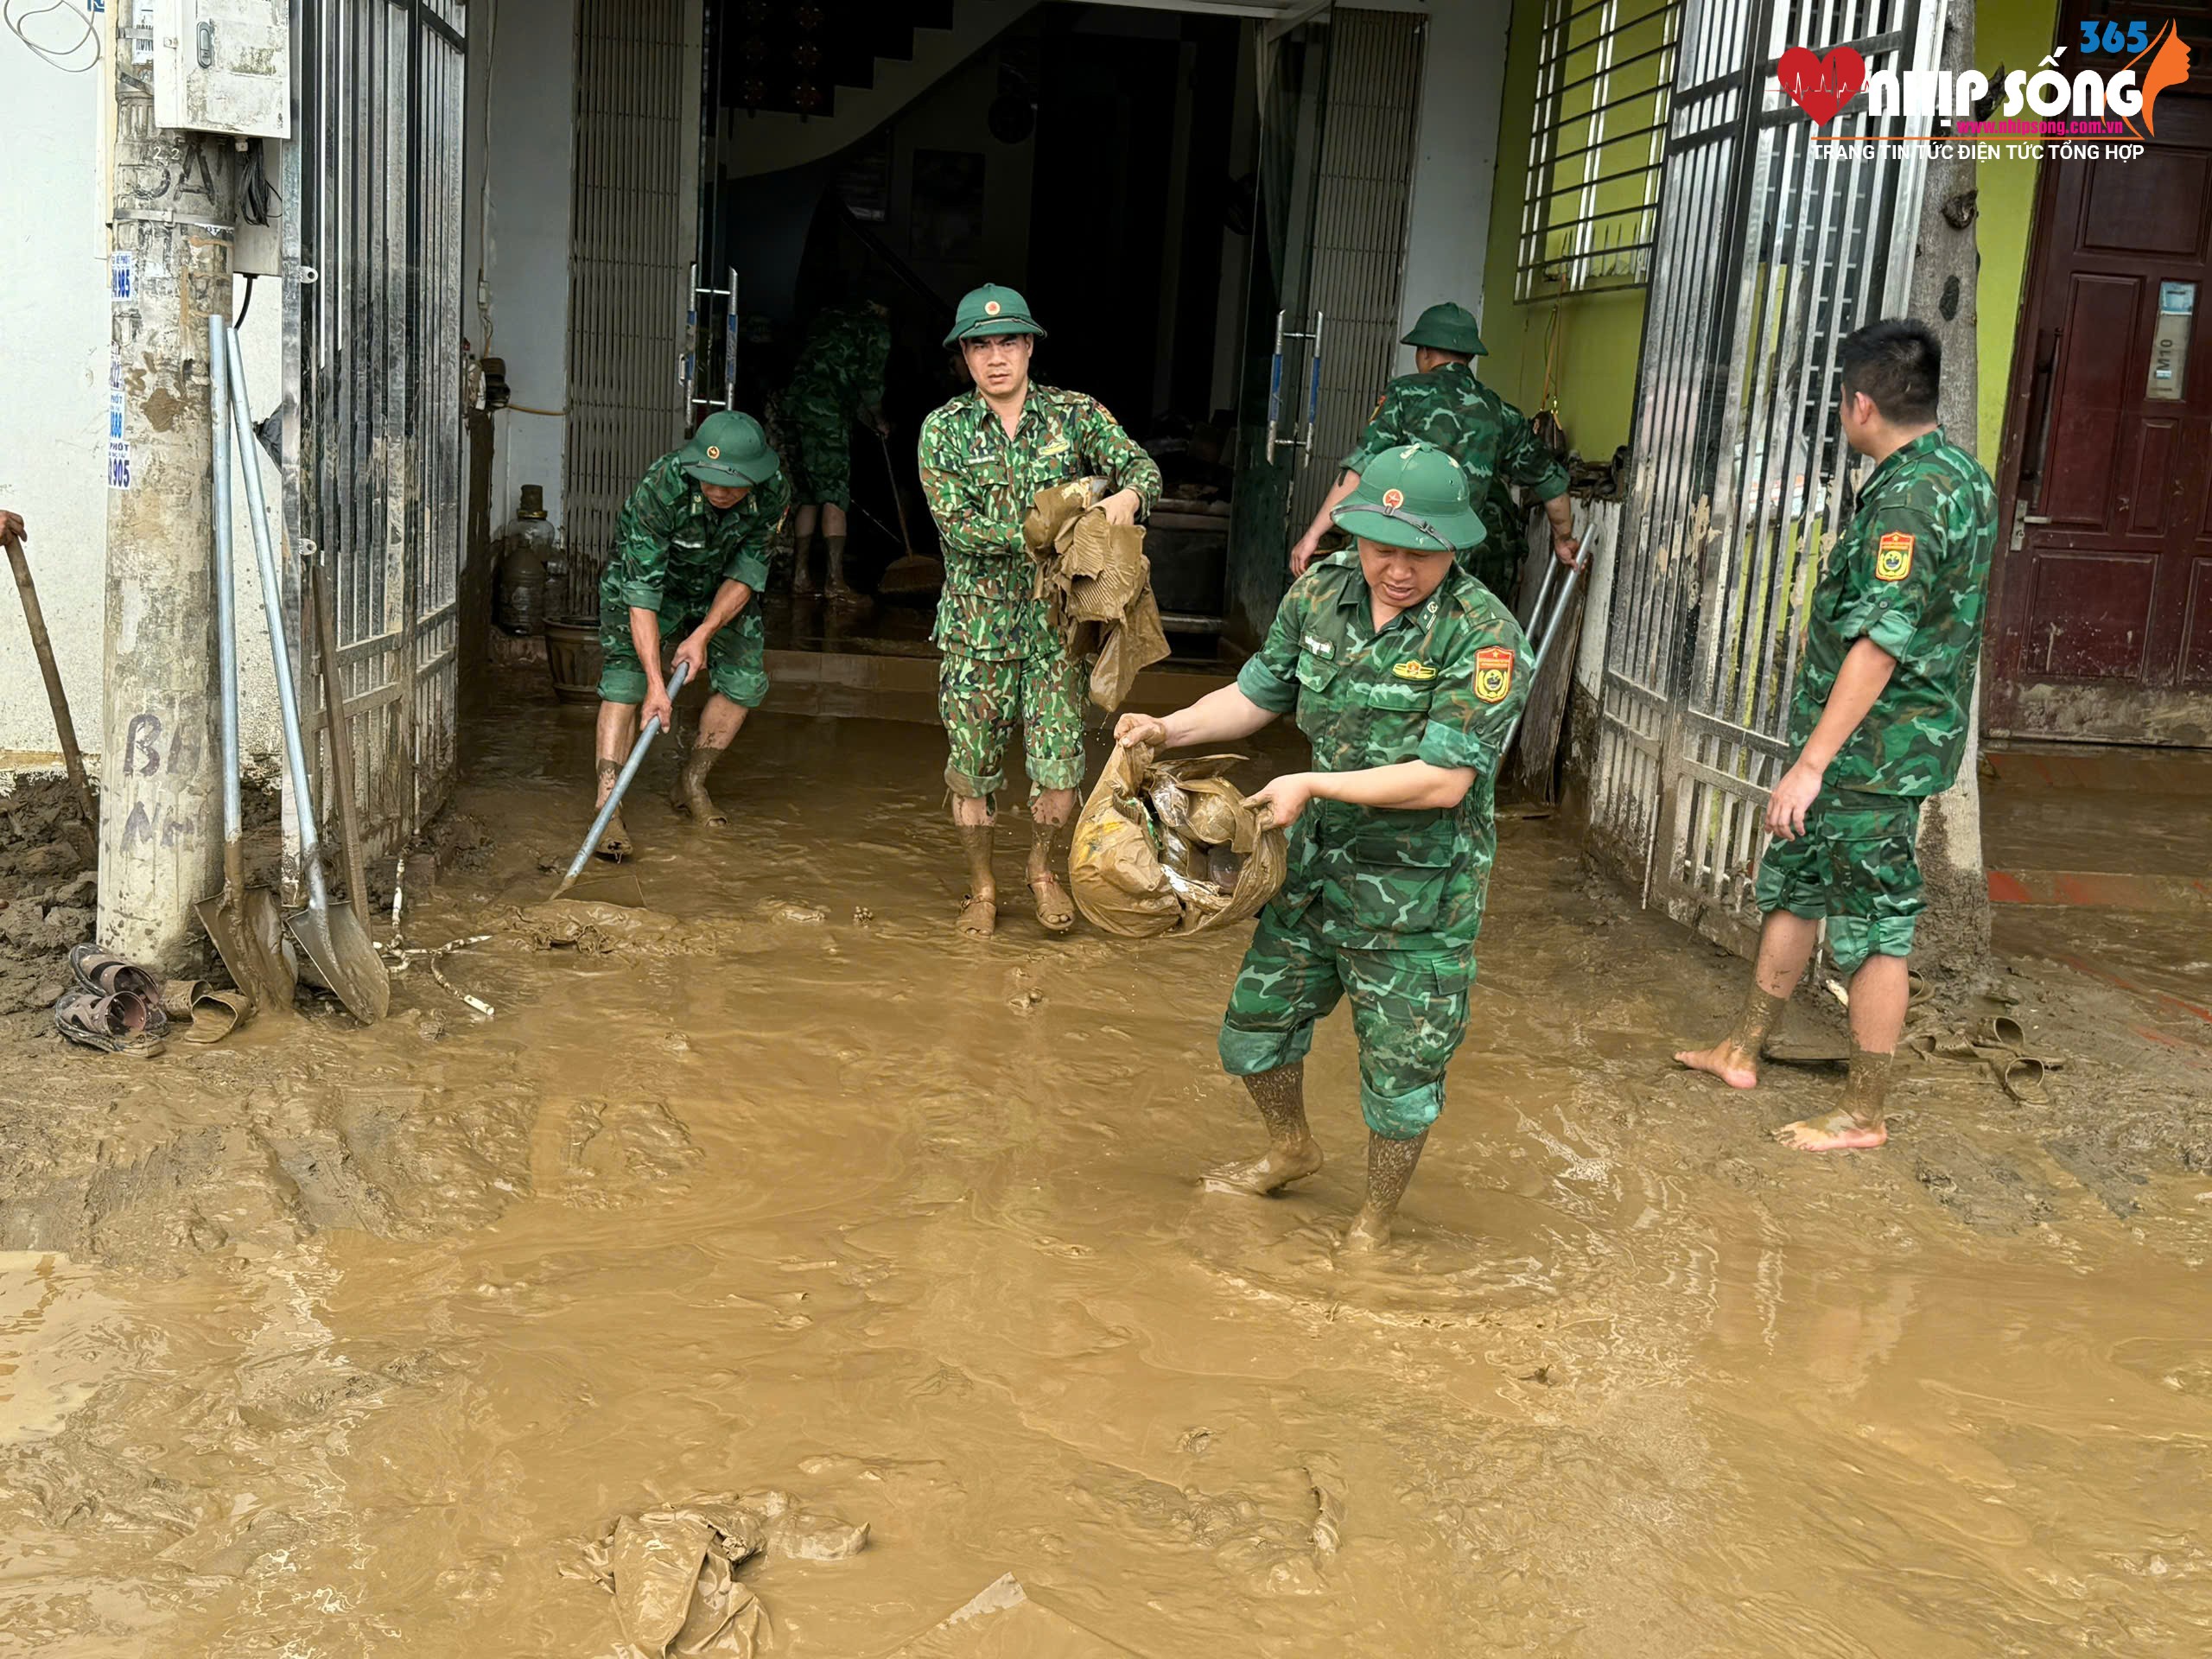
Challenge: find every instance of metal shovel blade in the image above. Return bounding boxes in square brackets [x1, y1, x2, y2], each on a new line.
[285, 896, 390, 1024]
[194, 887, 298, 1017]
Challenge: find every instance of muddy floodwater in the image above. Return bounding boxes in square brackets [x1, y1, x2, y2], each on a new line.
[3, 683, 2210, 1656]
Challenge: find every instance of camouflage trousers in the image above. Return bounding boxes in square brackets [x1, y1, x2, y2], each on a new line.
[1218, 906, 1474, 1140]
[938, 647, 1086, 802]
[1465, 479, 1528, 607]
[782, 382, 852, 509]
[596, 579, 769, 709]
[1752, 786, 1923, 973]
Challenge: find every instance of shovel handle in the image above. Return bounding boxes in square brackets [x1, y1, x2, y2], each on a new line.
[3, 530, 94, 830]
[557, 658, 690, 893]
[878, 430, 918, 556]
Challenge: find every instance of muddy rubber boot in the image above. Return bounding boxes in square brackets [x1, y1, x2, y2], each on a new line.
[825, 535, 859, 603]
[956, 820, 996, 937]
[792, 530, 821, 598]
[1345, 1128, 1429, 1250]
[1203, 1065, 1324, 1195]
[671, 742, 731, 828]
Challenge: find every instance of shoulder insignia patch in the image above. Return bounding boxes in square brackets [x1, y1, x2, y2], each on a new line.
[1393, 659, 1438, 682]
[1875, 531, 1915, 582]
[1474, 645, 1515, 703]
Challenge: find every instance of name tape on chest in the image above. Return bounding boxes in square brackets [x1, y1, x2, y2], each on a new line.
[1875, 531, 1915, 582]
[1474, 646, 1516, 703]
[1301, 634, 1334, 660]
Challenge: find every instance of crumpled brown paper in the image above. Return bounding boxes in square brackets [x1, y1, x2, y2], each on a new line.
[563, 1490, 868, 1657]
[1070, 747, 1285, 939]
[1023, 478, 1172, 712]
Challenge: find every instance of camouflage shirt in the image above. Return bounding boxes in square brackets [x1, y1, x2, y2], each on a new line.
[786, 305, 891, 416]
[1345, 363, 1568, 506]
[606, 454, 791, 613]
[918, 384, 1162, 659]
[1237, 552, 1532, 952]
[1791, 427, 1997, 798]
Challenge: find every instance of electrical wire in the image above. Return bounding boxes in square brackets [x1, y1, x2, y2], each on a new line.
[4, 0, 100, 73]
[234, 273, 257, 331]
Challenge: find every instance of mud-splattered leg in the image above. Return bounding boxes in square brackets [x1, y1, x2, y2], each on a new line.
[1777, 953, 1907, 1150]
[1676, 910, 1814, 1089]
[1344, 1128, 1427, 1250]
[591, 702, 639, 859]
[1027, 790, 1078, 934]
[670, 694, 748, 828]
[953, 799, 996, 938]
[1204, 1065, 1325, 1195]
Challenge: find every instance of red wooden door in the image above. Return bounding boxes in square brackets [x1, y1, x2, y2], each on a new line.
[1990, 8, 2212, 745]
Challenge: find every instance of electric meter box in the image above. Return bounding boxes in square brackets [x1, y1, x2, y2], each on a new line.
[152, 0, 292, 139]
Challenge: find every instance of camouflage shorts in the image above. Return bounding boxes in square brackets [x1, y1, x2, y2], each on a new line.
[1753, 786, 1923, 974]
[783, 384, 851, 508]
[938, 648, 1086, 802]
[1217, 908, 1473, 1140]
[596, 588, 769, 709]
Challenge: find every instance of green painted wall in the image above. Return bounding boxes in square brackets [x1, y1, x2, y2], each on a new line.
[1477, 0, 1646, 459]
[1974, 0, 2062, 464]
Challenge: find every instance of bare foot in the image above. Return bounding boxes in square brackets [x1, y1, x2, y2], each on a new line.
[594, 805, 631, 861]
[1775, 1110, 1886, 1152]
[1203, 1139, 1324, 1196]
[1342, 1209, 1392, 1252]
[956, 891, 997, 938]
[1675, 1038, 1759, 1090]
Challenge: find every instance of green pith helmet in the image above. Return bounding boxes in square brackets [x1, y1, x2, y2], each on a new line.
[944, 283, 1046, 347]
[680, 410, 779, 487]
[1332, 442, 1486, 554]
[1402, 301, 1487, 358]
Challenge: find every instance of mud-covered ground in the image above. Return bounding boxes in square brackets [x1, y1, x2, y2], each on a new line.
[1, 674, 2208, 1656]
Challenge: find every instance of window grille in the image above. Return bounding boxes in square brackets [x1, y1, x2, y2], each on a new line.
[1516, 0, 1684, 300]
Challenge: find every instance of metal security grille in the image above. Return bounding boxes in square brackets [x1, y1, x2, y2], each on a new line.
[1286, 7, 1425, 539]
[294, 0, 468, 869]
[1591, 0, 1942, 951]
[1516, 0, 1684, 299]
[558, 0, 700, 620]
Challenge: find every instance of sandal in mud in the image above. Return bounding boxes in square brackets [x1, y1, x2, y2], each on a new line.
[1029, 875, 1076, 935]
[68, 944, 161, 1002]
[956, 893, 997, 938]
[53, 989, 166, 1058]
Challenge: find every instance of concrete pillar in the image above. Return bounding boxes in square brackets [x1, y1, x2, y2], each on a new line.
[99, 75, 238, 969]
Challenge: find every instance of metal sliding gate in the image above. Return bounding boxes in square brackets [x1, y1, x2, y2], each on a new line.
[1591, 0, 1942, 950]
[557, 0, 701, 620]
[293, 0, 468, 870]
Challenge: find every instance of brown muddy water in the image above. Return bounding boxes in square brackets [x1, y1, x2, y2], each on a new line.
[3, 686, 2210, 1656]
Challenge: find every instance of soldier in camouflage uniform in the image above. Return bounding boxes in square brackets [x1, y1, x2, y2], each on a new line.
[918, 283, 1161, 939]
[1677, 319, 1997, 1152]
[1290, 302, 1580, 606]
[781, 301, 892, 601]
[589, 410, 789, 858]
[1117, 442, 1530, 1250]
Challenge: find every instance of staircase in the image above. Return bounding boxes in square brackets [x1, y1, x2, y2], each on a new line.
[713, 0, 959, 119]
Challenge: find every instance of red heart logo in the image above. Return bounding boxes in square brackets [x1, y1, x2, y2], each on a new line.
[1777, 45, 1866, 125]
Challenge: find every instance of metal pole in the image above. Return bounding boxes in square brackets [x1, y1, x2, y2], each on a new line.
[554, 659, 690, 896]
[207, 316, 243, 899]
[226, 327, 334, 918]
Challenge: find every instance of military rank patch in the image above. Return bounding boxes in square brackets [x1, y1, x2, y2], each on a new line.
[1474, 646, 1515, 702]
[1875, 531, 1915, 582]
[1393, 658, 1437, 681]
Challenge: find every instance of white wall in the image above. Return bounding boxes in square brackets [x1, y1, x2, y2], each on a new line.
[0, 33, 110, 766]
[0, 29, 286, 774]
[466, 0, 577, 533]
[1392, 0, 1514, 372]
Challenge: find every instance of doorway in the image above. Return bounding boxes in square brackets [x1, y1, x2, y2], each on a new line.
[1989, 3, 2212, 747]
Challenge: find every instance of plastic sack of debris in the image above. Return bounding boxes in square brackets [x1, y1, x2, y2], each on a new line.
[1070, 745, 1285, 939]
[1023, 479, 1172, 713]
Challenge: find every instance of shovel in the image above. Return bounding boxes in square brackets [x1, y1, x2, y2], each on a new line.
[873, 429, 942, 596]
[194, 315, 296, 1018]
[223, 322, 390, 1024]
[550, 658, 690, 899]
